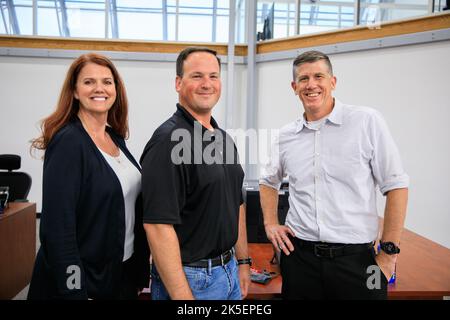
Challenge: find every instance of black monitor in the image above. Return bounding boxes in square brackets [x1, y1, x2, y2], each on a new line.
[257, 4, 274, 41]
[262, 4, 274, 40]
[243, 180, 289, 243]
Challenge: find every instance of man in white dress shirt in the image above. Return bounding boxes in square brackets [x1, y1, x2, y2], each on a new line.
[259, 50, 409, 299]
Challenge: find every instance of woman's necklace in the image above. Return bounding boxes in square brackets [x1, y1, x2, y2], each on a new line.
[112, 150, 123, 165]
[80, 118, 120, 159]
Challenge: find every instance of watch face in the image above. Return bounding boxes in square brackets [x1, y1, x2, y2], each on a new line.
[382, 242, 399, 254]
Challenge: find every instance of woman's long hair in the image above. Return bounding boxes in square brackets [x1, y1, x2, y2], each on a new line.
[31, 53, 129, 151]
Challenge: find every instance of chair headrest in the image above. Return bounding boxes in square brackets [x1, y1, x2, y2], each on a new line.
[0, 154, 21, 171]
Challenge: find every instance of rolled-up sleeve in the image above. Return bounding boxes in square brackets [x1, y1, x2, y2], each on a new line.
[259, 133, 284, 190]
[368, 110, 409, 195]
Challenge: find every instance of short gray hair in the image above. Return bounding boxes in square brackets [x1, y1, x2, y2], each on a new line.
[292, 50, 333, 81]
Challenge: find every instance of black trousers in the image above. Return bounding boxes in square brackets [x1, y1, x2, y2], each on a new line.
[280, 238, 388, 300]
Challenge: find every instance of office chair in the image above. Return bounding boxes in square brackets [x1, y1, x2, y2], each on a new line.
[0, 154, 32, 201]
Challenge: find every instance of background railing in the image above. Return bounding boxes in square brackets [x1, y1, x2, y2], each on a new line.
[0, 0, 447, 43]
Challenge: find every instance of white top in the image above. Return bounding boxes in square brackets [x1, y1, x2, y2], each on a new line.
[98, 148, 141, 261]
[260, 99, 409, 244]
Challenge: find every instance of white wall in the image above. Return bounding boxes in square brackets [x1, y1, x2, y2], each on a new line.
[0, 55, 245, 213]
[1, 39, 449, 249]
[258, 40, 450, 248]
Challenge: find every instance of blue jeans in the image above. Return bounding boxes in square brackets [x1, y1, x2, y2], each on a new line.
[151, 257, 242, 300]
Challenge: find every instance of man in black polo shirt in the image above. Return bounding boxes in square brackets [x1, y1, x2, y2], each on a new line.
[140, 47, 251, 300]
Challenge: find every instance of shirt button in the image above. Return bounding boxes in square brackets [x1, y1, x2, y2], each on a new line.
[317, 197, 321, 201]
[317, 131, 321, 135]
[315, 153, 320, 156]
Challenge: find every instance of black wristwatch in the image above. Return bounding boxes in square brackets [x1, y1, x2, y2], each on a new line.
[380, 241, 400, 255]
[237, 258, 252, 266]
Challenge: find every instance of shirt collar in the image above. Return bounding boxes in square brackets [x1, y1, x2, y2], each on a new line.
[295, 98, 343, 133]
[295, 115, 306, 134]
[327, 98, 343, 126]
[175, 103, 219, 132]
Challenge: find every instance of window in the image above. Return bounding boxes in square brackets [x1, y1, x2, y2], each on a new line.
[178, 0, 214, 42]
[37, 1, 60, 36]
[114, 0, 164, 40]
[65, 0, 105, 38]
[360, 0, 429, 26]
[14, 0, 32, 35]
[0, 0, 440, 42]
[299, 0, 355, 36]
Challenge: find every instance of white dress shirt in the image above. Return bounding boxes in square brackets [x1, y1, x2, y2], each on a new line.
[98, 148, 141, 261]
[260, 99, 409, 244]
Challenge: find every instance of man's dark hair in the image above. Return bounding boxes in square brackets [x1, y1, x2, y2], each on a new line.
[176, 47, 221, 77]
[292, 50, 333, 81]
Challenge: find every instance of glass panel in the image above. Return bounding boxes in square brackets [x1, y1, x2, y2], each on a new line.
[0, 0, 437, 42]
[0, 20, 5, 35]
[273, 23, 287, 39]
[236, 0, 246, 43]
[0, 2, 11, 34]
[178, 0, 213, 42]
[216, 15, 229, 43]
[178, 14, 213, 42]
[16, 6, 32, 35]
[10, 0, 32, 34]
[167, 0, 177, 14]
[117, 12, 163, 40]
[434, 0, 447, 12]
[273, 2, 289, 39]
[216, 0, 229, 42]
[257, 0, 353, 39]
[287, 3, 296, 37]
[360, 0, 429, 26]
[167, 14, 176, 41]
[37, 2, 60, 36]
[114, 1, 164, 40]
[299, 0, 355, 36]
[218, 0, 229, 9]
[179, 0, 213, 10]
[256, 1, 275, 40]
[12, 0, 31, 4]
[65, 0, 106, 38]
[116, 0, 160, 8]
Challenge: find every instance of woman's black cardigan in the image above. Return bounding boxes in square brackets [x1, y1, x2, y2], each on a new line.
[28, 117, 150, 299]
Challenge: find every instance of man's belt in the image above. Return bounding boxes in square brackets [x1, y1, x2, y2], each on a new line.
[183, 249, 233, 268]
[293, 238, 373, 259]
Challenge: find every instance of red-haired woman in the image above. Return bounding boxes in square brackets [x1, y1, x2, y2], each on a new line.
[28, 53, 149, 299]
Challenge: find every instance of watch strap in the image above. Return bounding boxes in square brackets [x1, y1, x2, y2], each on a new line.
[237, 258, 252, 266]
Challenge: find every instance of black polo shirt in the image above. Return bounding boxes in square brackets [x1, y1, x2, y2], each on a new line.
[140, 104, 245, 263]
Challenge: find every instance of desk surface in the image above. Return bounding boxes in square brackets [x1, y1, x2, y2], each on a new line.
[0, 202, 36, 299]
[248, 227, 450, 299]
[0, 202, 34, 220]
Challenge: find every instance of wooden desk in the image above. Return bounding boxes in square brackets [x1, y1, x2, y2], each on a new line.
[247, 244, 281, 300]
[248, 228, 450, 300]
[0, 202, 36, 299]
